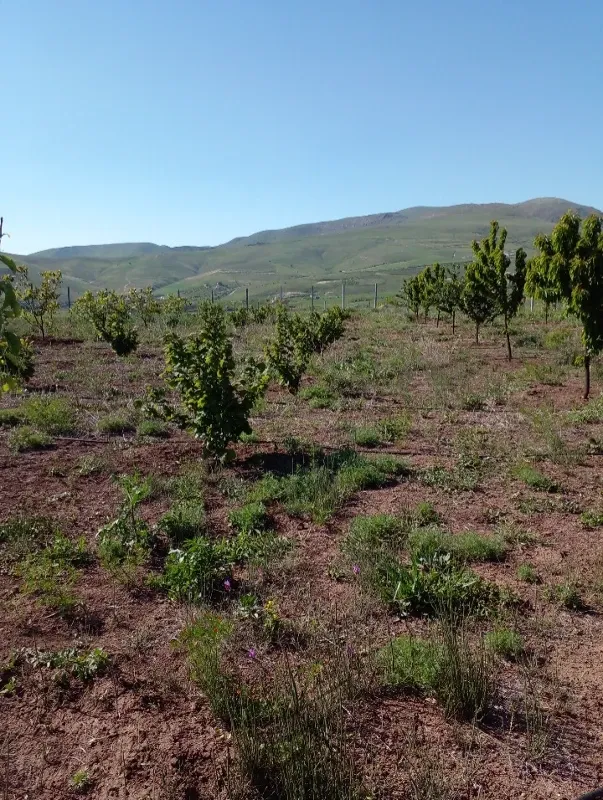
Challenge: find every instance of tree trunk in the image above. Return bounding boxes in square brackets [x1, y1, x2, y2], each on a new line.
[452, 310, 456, 336]
[584, 354, 591, 400]
[475, 323, 479, 344]
[505, 323, 512, 361]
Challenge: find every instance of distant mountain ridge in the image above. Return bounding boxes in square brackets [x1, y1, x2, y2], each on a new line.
[8, 197, 602, 303]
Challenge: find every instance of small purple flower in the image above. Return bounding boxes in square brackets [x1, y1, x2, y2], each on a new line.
[223, 578, 232, 592]
[352, 564, 360, 575]
[346, 644, 355, 658]
[248, 647, 257, 660]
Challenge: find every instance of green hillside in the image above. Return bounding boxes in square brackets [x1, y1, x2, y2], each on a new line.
[8, 198, 601, 306]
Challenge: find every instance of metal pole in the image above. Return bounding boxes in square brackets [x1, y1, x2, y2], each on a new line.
[311, 286, 314, 311]
[245, 288, 249, 309]
[374, 282, 377, 310]
[341, 281, 345, 310]
[67, 286, 71, 309]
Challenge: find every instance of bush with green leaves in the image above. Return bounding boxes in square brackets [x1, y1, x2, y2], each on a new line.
[161, 536, 234, 601]
[265, 305, 348, 393]
[16, 264, 62, 339]
[73, 289, 138, 355]
[161, 294, 187, 328]
[140, 304, 268, 459]
[0, 253, 26, 391]
[127, 286, 161, 327]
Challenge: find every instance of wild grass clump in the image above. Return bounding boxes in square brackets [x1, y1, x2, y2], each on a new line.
[382, 621, 495, 721]
[545, 580, 584, 610]
[408, 528, 507, 564]
[8, 425, 53, 453]
[97, 412, 136, 435]
[161, 537, 234, 601]
[0, 407, 24, 427]
[0, 515, 56, 563]
[299, 384, 338, 409]
[517, 563, 540, 584]
[180, 612, 362, 799]
[580, 510, 603, 529]
[229, 501, 269, 535]
[512, 463, 558, 492]
[22, 396, 78, 435]
[567, 395, 603, 424]
[136, 418, 169, 438]
[485, 627, 524, 659]
[158, 501, 205, 545]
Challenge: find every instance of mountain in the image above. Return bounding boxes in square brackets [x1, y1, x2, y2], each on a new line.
[9, 198, 602, 306]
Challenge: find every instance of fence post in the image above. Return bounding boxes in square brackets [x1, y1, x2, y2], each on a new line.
[245, 288, 249, 309]
[67, 286, 71, 309]
[341, 281, 345, 310]
[177, 289, 181, 298]
[211, 289, 214, 303]
[374, 282, 377, 310]
[311, 286, 314, 311]
[530, 297, 534, 313]
[280, 285, 283, 302]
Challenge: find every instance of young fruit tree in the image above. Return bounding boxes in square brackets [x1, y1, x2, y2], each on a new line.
[140, 304, 268, 460]
[428, 262, 448, 327]
[16, 264, 62, 339]
[400, 276, 421, 319]
[74, 290, 139, 356]
[525, 241, 562, 324]
[463, 220, 526, 358]
[438, 264, 464, 334]
[543, 211, 603, 399]
[0, 254, 24, 391]
[127, 287, 161, 327]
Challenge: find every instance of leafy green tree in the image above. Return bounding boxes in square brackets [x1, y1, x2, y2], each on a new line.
[438, 265, 464, 334]
[141, 305, 268, 459]
[525, 240, 563, 324]
[400, 276, 421, 319]
[73, 290, 138, 356]
[429, 262, 448, 326]
[0, 254, 24, 390]
[417, 265, 436, 320]
[542, 211, 603, 398]
[127, 286, 161, 327]
[16, 265, 62, 339]
[463, 221, 526, 358]
[161, 294, 187, 328]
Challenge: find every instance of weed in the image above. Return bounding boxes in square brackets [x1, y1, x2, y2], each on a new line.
[8, 425, 53, 453]
[97, 474, 152, 571]
[136, 418, 169, 438]
[229, 501, 269, 535]
[97, 412, 136, 435]
[353, 425, 383, 448]
[158, 501, 205, 546]
[545, 580, 584, 610]
[299, 384, 337, 409]
[485, 627, 524, 659]
[383, 621, 495, 721]
[461, 392, 486, 411]
[76, 454, 110, 476]
[378, 412, 412, 443]
[512, 463, 558, 492]
[567, 395, 603, 424]
[517, 563, 540, 584]
[0, 515, 56, 562]
[0, 407, 24, 427]
[414, 501, 440, 526]
[580, 510, 603, 529]
[70, 769, 93, 793]
[239, 430, 260, 443]
[161, 537, 234, 601]
[22, 646, 109, 681]
[22, 396, 78, 435]
[408, 528, 507, 563]
[18, 533, 89, 615]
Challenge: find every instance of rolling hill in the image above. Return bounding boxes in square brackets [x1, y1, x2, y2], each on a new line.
[7, 198, 601, 305]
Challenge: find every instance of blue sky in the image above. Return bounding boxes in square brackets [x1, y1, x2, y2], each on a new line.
[3, 0, 603, 253]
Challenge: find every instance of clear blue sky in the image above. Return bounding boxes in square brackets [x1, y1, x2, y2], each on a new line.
[4, 0, 603, 253]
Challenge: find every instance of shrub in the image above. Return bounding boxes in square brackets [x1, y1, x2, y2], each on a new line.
[8, 425, 52, 453]
[97, 413, 136, 435]
[517, 563, 540, 584]
[512, 464, 558, 492]
[158, 501, 205, 546]
[22, 396, 78, 435]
